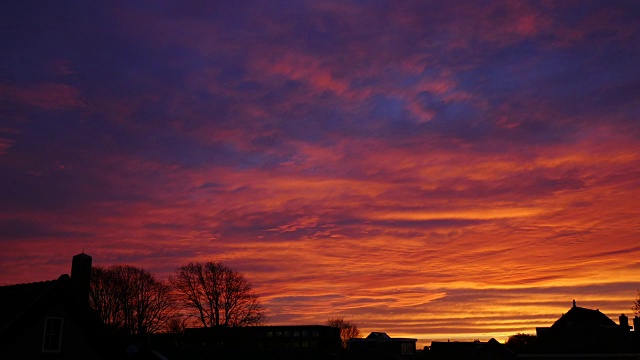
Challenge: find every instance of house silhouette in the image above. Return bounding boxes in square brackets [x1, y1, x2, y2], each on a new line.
[535, 300, 636, 355]
[347, 331, 418, 359]
[0, 253, 119, 359]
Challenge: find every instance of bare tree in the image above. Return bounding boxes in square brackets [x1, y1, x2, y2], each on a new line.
[327, 317, 361, 349]
[170, 261, 266, 327]
[165, 316, 190, 335]
[506, 333, 537, 353]
[89, 265, 175, 334]
[89, 266, 123, 329]
[633, 289, 640, 315]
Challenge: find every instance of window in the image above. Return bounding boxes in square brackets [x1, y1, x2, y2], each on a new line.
[42, 317, 64, 353]
[401, 342, 414, 354]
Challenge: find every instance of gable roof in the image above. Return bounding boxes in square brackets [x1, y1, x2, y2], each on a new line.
[550, 306, 618, 330]
[0, 276, 64, 334]
[366, 332, 391, 340]
[351, 331, 416, 343]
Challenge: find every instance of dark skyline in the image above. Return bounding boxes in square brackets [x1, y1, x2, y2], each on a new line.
[1, 1, 639, 347]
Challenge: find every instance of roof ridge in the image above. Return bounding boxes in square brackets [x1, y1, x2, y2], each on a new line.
[0, 278, 58, 288]
[0, 278, 60, 334]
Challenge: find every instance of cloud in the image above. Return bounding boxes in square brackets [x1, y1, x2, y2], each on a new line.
[369, 207, 543, 221]
[0, 138, 15, 154]
[0, 0, 639, 345]
[0, 218, 89, 240]
[0, 83, 85, 110]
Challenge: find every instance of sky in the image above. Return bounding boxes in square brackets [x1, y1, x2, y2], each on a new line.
[1, 0, 640, 347]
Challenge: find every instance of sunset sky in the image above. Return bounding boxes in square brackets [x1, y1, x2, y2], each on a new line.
[1, 0, 640, 347]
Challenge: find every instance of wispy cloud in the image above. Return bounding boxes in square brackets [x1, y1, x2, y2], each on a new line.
[1, 0, 639, 347]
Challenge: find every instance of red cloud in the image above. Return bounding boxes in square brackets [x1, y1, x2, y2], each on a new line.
[0, 138, 15, 154]
[1, 83, 85, 110]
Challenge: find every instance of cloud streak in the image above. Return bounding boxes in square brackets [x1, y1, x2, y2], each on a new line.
[1, 0, 639, 347]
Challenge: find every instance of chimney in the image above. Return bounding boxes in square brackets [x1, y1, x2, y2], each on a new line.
[620, 314, 630, 331]
[71, 252, 92, 309]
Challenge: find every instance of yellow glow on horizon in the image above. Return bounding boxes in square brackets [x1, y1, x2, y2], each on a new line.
[369, 207, 545, 221]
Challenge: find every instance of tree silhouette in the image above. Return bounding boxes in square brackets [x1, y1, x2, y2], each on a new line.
[327, 317, 361, 349]
[506, 333, 537, 354]
[89, 265, 175, 334]
[165, 316, 190, 335]
[170, 261, 266, 327]
[90, 266, 122, 329]
[633, 289, 640, 315]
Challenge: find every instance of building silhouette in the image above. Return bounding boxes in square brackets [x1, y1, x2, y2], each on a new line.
[535, 300, 634, 354]
[0, 253, 119, 359]
[149, 324, 342, 359]
[347, 331, 418, 359]
[427, 338, 515, 360]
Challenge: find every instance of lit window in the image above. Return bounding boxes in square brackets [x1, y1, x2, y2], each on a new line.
[42, 317, 64, 353]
